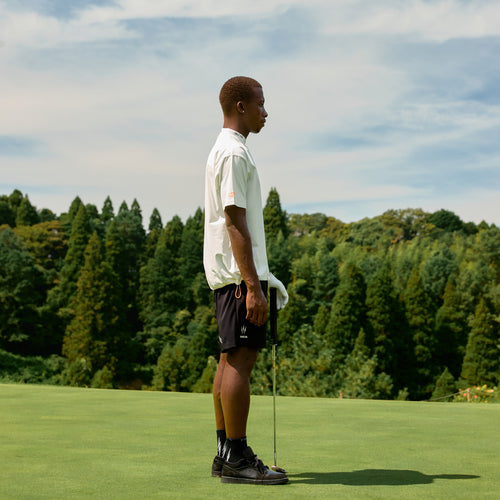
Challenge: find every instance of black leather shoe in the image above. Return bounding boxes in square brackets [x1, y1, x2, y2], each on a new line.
[212, 455, 225, 477]
[221, 447, 288, 485]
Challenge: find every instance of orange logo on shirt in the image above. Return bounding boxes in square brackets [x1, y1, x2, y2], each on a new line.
[228, 192, 235, 197]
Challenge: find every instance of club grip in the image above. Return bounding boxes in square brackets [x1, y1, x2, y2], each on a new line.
[270, 287, 277, 345]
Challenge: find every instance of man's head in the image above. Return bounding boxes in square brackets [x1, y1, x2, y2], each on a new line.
[219, 76, 268, 136]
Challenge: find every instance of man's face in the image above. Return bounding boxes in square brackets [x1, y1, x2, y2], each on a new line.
[242, 86, 268, 134]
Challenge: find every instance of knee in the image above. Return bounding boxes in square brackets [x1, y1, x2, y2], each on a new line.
[227, 347, 259, 375]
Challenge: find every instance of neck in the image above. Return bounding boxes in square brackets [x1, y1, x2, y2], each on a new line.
[223, 117, 249, 138]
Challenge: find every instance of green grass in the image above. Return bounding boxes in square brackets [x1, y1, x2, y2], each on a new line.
[1, 383, 498, 499]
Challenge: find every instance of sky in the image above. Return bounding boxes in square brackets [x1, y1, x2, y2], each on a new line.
[1, 0, 499, 226]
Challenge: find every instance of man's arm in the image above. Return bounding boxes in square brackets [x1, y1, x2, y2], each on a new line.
[225, 205, 268, 326]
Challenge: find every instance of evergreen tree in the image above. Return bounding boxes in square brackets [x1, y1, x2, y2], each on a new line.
[460, 298, 499, 388]
[15, 196, 39, 226]
[105, 203, 146, 370]
[338, 330, 393, 400]
[62, 233, 119, 387]
[431, 367, 456, 402]
[325, 262, 366, 364]
[100, 196, 114, 226]
[148, 208, 163, 233]
[179, 208, 205, 306]
[434, 281, 469, 378]
[0, 228, 44, 354]
[7, 189, 24, 225]
[403, 266, 436, 398]
[312, 240, 339, 308]
[0, 197, 15, 226]
[47, 204, 92, 314]
[263, 187, 289, 238]
[365, 260, 400, 377]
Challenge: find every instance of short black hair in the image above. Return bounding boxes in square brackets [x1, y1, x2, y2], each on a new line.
[219, 76, 262, 116]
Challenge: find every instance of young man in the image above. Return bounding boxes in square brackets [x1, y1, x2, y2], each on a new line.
[203, 76, 289, 485]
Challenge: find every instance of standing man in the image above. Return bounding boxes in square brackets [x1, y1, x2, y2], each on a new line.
[203, 76, 289, 485]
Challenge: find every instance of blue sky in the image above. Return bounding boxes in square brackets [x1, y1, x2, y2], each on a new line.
[1, 0, 499, 225]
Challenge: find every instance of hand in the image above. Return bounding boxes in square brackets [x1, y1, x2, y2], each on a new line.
[268, 273, 289, 309]
[246, 286, 268, 326]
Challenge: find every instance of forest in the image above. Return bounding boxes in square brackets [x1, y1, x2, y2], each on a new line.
[1, 188, 499, 401]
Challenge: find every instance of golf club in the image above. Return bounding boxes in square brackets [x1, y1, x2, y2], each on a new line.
[270, 287, 286, 474]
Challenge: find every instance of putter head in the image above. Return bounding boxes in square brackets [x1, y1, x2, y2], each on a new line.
[271, 465, 287, 473]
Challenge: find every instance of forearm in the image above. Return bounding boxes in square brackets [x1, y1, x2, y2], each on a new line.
[225, 217, 261, 291]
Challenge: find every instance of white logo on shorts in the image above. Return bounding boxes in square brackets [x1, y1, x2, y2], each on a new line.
[240, 324, 248, 339]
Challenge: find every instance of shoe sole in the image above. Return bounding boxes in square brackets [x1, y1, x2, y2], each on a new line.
[221, 475, 288, 485]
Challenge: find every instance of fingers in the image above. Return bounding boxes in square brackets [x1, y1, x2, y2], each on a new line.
[245, 290, 268, 326]
[246, 305, 268, 326]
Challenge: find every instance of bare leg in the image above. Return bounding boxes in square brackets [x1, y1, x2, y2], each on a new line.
[213, 352, 227, 431]
[220, 346, 259, 439]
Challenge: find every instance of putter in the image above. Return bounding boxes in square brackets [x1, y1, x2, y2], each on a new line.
[270, 287, 286, 474]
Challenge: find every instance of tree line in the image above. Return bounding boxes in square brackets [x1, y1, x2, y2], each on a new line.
[1, 188, 499, 400]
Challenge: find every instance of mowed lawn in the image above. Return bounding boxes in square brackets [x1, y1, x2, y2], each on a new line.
[0, 383, 498, 499]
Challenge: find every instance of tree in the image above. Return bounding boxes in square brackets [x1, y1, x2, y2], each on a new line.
[325, 262, 366, 364]
[105, 203, 146, 370]
[365, 260, 400, 376]
[47, 204, 91, 314]
[62, 233, 119, 387]
[460, 298, 499, 388]
[263, 187, 289, 238]
[338, 330, 393, 400]
[0, 196, 15, 226]
[0, 228, 44, 354]
[403, 266, 436, 398]
[431, 368, 456, 402]
[428, 209, 464, 233]
[148, 208, 163, 233]
[15, 196, 39, 226]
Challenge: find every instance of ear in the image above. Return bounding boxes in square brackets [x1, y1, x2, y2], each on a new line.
[236, 101, 245, 114]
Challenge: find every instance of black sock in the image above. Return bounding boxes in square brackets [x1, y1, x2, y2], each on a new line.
[216, 429, 226, 457]
[225, 437, 248, 463]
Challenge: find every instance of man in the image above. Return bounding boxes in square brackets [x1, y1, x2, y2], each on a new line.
[203, 76, 289, 485]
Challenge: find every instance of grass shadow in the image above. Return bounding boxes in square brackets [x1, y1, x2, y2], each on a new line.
[289, 469, 481, 486]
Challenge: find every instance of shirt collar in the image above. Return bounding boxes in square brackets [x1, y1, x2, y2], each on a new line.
[221, 128, 246, 145]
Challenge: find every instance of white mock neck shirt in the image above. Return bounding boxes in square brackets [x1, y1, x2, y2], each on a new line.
[203, 128, 269, 290]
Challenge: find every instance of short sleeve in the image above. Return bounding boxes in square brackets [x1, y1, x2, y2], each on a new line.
[219, 154, 249, 209]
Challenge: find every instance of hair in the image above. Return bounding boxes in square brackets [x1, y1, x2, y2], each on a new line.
[219, 76, 262, 116]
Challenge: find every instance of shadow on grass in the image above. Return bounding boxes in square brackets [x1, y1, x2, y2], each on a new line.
[289, 469, 480, 486]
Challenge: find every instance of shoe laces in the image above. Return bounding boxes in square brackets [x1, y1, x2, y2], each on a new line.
[247, 451, 266, 474]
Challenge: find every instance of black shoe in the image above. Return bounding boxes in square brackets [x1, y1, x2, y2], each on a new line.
[212, 455, 225, 478]
[221, 446, 288, 485]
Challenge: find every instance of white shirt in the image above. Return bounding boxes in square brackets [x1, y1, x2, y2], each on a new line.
[203, 128, 269, 290]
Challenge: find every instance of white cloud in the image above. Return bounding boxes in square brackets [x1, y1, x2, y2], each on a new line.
[0, 0, 499, 226]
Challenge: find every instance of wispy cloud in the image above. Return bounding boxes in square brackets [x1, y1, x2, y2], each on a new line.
[0, 0, 498, 225]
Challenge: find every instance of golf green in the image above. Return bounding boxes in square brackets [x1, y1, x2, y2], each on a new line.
[1, 383, 498, 499]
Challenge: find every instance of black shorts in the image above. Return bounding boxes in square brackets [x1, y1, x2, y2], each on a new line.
[214, 281, 268, 353]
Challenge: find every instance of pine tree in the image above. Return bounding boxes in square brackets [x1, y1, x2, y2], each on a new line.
[0, 197, 15, 226]
[47, 204, 92, 314]
[0, 228, 44, 353]
[435, 281, 469, 378]
[460, 298, 499, 388]
[431, 367, 456, 402]
[365, 260, 400, 376]
[403, 266, 436, 397]
[15, 196, 39, 226]
[263, 187, 289, 238]
[338, 329, 393, 400]
[105, 203, 146, 371]
[100, 196, 114, 227]
[62, 233, 119, 387]
[325, 262, 366, 364]
[148, 208, 163, 233]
